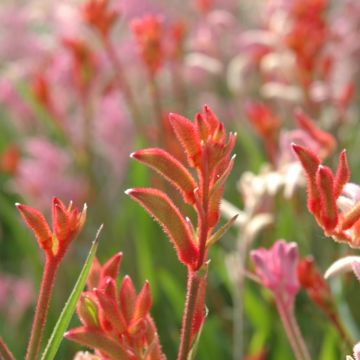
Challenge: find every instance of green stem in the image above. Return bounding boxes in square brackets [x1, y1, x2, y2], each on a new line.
[26, 258, 59, 360]
[0, 336, 15, 360]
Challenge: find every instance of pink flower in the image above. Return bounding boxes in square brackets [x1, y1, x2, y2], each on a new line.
[14, 139, 87, 210]
[251, 240, 300, 306]
[94, 92, 133, 180]
[0, 274, 34, 325]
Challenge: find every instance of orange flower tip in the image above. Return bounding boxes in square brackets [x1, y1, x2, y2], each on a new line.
[15, 202, 21, 208]
[129, 151, 137, 159]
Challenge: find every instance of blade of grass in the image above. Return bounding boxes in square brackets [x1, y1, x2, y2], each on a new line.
[40, 225, 103, 360]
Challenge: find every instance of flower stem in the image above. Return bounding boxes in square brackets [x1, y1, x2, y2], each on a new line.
[0, 336, 15, 360]
[177, 270, 201, 360]
[26, 258, 59, 360]
[275, 296, 311, 360]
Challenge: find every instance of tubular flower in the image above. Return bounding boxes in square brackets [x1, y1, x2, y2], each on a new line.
[251, 240, 300, 308]
[16, 197, 86, 261]
[292, 144, 360, 248]
[131, 15, 163, 77]
[66, 253, 164, 360]
[297, 257, 333, 312]
[126, 105, 236, 270]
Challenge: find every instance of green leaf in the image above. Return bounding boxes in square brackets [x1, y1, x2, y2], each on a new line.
[40, 225, 103, 360]
[206, 214, 238, 248]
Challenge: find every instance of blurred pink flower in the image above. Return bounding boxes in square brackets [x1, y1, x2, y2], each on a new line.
[0, 79, 34, 129]
[14, 139, 86, 210]
[0, 274, 34, 325]
[251, 240, 300, 307]
[94, 91, 133, 180]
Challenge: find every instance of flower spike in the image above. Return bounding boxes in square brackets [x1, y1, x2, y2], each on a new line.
[294, 144, 360, 248]
[67, 254, 165, 360]
[17, 197, 86, 260]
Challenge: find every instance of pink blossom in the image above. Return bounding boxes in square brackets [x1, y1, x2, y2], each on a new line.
[251, 240, 300, 306]
[0, 274, 34, 325]
[13, 139, 87, 210]
[94, 91, 133, 180]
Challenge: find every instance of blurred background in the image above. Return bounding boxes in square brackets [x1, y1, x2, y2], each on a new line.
[1, 0, 360, 358]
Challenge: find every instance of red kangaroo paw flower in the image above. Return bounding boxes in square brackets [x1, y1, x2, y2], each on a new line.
[119, 276, 137, 323]
[292, 144, 321, 217]
[68, 254, 165, 360]
[334, 150, 350, 199]
[16, 204, 53, 253]
[125, 188, 198, 267]
[131, 15, 163, 77]
[17, 197, 87, 259]
[131, 281, 152, 327]
[169, 113, 201, 168]
[82, 0, 120, 38]
[295, 110, 336, 155]
[131, 148, 197, 204]
[65, 328, 133, 359]
[316, 165, 338, 232]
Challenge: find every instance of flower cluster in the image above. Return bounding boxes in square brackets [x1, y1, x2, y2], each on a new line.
[16, 197, 87, 261]
[127, 105, 236, 270]
[292, 144, 360, 248]
[66, 253, 164, 360]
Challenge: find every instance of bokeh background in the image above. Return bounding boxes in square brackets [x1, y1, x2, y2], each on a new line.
[1, 0, 360, 358]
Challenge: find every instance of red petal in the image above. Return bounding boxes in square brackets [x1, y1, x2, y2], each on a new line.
[131, 148, 196, 204]
[334, 150, 350, 199]
[16, 203, 53, 253]
[169, 113, 201, 167]
[292, 144, 321, 217]
[295, 110, 336, 154]
[131, 281, 152, 326]
[126, 188, 199, 267]
[65, 327, 132, 359]
[52, 198, 70, 245]
[316, 166, 338, 232]
[119, 275, 137, 323]
[100, 252, 123, 284]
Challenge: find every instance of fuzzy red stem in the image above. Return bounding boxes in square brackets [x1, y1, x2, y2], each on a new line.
[25, 258, 59, 360]
[177, 270, 201, 360]
[0, 336, 15, 360]
[178, 148, 210, 360]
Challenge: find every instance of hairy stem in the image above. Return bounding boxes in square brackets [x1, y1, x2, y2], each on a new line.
[26, 258, 59, 360]
[0, 336, 15, 360]
[177, 270, 201, 360]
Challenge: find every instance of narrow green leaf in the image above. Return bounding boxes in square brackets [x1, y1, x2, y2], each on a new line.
[206, 214, 238, 248]
[40, 225, 103, 360]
